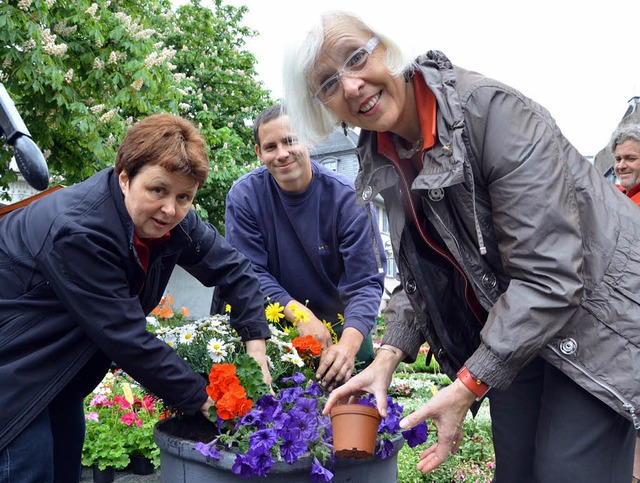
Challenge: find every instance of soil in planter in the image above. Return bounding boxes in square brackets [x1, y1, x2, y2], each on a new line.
[334, 448, 374, 460]
[160, 414, 219, 442]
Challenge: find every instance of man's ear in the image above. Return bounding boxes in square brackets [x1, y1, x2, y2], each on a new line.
[254, 144, 262, 160]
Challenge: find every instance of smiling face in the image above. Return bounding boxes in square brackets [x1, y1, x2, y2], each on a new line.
[255, 115, 312, 194]
[119, 164, 198, 239]
[310, 17, 416, 140]
[614, 139, 640, 192]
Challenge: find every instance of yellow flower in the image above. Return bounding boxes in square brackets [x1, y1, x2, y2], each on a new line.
[322, 319, 339, 344]
[295, 309, 309, 324]
[265, 302, 285, 323]
[122, 382, 134, 405]
[225, 304, 232, 314]
[337, 313, 344, 324]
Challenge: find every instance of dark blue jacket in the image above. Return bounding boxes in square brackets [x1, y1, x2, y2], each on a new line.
[225, 161, 385, 336]
[0, 168, 270, 450]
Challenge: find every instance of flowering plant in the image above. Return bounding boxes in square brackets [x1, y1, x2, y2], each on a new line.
[148, 300, 428, 481]
[82, 369, 163, 470]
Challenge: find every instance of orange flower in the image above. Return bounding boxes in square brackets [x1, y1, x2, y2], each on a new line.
[292, 335, 323, 357]
[158, 306, 174, 319]
[180, 306, 190, 317]
[151, 306, 161, 316]
[165, 294, 174, 305]
[207, 364, 241, 401]
[215, 384, 252, 420]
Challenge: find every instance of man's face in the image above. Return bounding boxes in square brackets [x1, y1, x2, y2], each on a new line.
[614, 139, 640, 192]
[255, 115, 312, 194]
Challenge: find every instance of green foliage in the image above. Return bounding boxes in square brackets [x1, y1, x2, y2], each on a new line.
[82, 370, 162, 470]
[81, 418, 131, 471]
[392, 372, 495, 482]
[233, 353, 270, 402]
[0, 0, 271, 232]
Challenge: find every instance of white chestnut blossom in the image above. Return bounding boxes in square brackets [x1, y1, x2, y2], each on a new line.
[17, 0, 31, 11]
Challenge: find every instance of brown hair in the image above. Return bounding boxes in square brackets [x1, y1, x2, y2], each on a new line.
[115, 113, 209, 188]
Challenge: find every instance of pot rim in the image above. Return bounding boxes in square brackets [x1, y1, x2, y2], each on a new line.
[329, 403, 381, 421]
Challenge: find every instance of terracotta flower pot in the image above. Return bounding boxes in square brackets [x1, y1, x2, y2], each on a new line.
[330, 404, 381, 459]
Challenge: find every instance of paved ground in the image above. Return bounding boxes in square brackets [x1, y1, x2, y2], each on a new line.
[81, 466, 161, 482]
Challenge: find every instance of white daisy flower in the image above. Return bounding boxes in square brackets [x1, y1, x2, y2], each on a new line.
[207, 338, 228, 363]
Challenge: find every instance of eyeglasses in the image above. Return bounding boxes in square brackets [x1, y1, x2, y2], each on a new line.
[312, 37, 380, 104]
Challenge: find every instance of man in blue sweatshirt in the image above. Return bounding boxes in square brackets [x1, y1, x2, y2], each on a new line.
[225, 104, 386, 389]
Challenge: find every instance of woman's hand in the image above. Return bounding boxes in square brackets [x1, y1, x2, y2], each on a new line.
[200, 396, 215, 420]
[245, 339, 273, 388]
[400, 378, 476, 473]
[323, 346, 402, 418]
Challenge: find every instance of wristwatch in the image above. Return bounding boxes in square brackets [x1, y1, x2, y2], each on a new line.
[456, 366, 490, 401]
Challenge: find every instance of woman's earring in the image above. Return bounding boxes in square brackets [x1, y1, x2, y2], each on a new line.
[341, 121, 348, 136]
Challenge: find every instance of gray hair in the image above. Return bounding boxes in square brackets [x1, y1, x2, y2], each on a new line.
[610, 123, 640, 153]
[282, 10, 414, 145]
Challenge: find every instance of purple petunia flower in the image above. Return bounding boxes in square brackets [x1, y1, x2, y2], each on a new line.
[193, 441, 220, 460]
[402, 421, 429, 448]
[232, 448, 274, 479]
[278, 385, 304, 403]
[249, 428, 278, 450]
[257, 395, 281, 419]
[280, 428, 308, 463]
[378, 439, 395, 459]
[310, 456, 334, 482]
[281, 372, 307, 385]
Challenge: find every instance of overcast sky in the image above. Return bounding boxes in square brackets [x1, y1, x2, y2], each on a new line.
[200, 0, 640, 157]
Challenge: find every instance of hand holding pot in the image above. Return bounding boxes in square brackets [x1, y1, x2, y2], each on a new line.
[323, 345, 402, 418]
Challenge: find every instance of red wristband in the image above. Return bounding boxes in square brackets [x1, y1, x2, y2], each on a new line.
[456, 366, 490, 400]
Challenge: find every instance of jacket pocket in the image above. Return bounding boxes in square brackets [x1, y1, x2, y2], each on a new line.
[0, 312, 46, 351]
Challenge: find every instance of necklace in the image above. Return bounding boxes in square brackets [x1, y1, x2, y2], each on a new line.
[392, 134, 423, 159]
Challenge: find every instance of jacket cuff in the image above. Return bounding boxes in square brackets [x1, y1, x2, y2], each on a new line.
[465, 343, 518, 390]
[381, 323, 423, 363]
[234, 321, 271, 342]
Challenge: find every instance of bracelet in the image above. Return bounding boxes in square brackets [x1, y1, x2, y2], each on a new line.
[456, 366, 490, 401]
[376, 345, 398, 356]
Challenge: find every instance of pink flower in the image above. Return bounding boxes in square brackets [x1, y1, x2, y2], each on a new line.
[487, 461, 496, 469]
[112, 395, 132, 410]
[85, 411, 99, 422]
[90, 394, 109, 407]
[120, 412, 138, 426]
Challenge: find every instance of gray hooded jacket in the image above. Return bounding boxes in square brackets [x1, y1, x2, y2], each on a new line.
[356, 51, 640, 427]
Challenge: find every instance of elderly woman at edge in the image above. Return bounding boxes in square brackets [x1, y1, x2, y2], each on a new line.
[282, 10, 640, 482]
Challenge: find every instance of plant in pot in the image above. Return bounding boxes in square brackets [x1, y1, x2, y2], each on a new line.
[82, 370, 162, 479]
[82, 372, 132, 482]
[150, 301, 429, 482]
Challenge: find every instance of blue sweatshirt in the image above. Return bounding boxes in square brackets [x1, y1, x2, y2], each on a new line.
[225, 161, 386, 337]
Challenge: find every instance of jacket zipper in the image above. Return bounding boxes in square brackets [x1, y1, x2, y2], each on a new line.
[428, 208, 495, 305]
[549, 344, 639, 429]
[388, 157, 485, 326]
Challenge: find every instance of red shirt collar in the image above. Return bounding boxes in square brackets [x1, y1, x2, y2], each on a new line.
[377, 72, 437, 157]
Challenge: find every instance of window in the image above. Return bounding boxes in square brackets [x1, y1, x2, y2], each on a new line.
[320, 157, 338, 172]
[386, 256, 397, 278]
